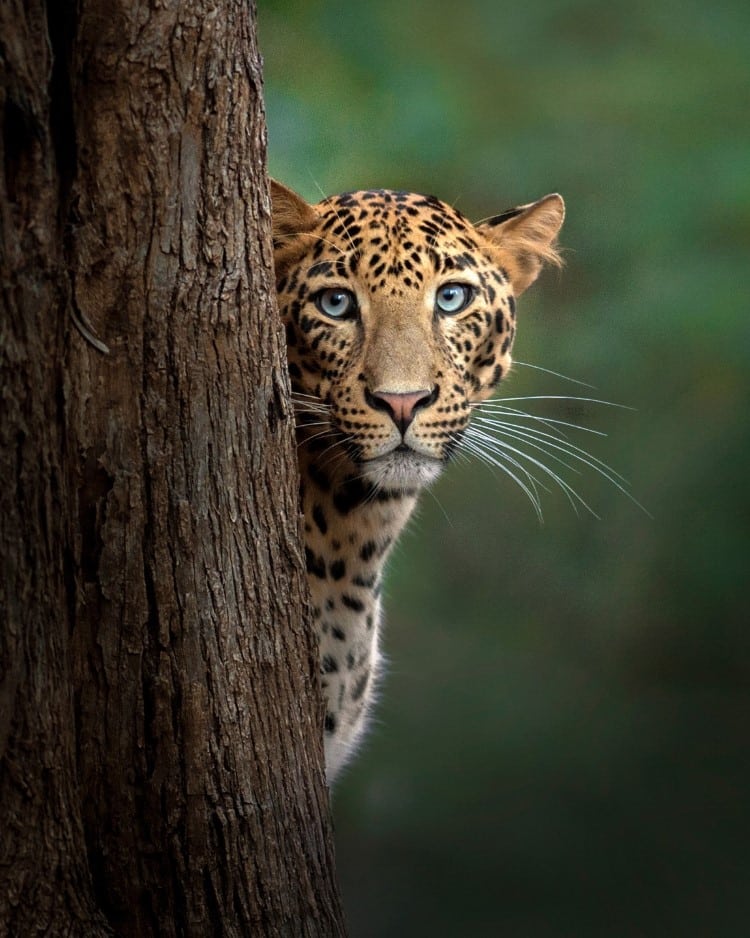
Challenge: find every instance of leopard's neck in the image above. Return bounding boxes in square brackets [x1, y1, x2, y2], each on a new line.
[299, 447, 419, 781]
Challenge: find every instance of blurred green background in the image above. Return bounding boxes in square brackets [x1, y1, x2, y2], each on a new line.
[259, 2, 749, 935]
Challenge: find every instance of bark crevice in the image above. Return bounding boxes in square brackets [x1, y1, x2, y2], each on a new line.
[45, 0, 78, 217]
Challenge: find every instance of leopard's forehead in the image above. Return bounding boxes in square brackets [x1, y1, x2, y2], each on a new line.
[316, 189, 483, 249]
[306, 189, 495, 291]
[320, 188, 464, 218]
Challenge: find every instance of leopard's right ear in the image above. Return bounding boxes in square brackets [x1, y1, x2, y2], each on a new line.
[270, 179, 319, 241]
[477, 193, 565, 295]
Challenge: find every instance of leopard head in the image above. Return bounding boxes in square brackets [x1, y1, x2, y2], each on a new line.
[271, 180, 564, 490]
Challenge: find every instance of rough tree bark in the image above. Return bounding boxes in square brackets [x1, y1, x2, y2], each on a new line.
[0, 1, 347, 935]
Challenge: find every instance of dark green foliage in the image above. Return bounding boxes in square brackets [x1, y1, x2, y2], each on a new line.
[262, 2, 750, 934]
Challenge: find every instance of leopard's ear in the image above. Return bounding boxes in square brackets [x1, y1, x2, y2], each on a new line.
[270, 179, 319, 241]
[477, 194, 565, 295]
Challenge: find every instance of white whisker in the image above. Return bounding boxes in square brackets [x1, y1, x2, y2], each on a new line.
[473, 402, 571, 439]
[473, 416, 612, 471]
[297, 427, 337, 448]
[291, 390, 326, 402]
[512, 360, 596, 389]
[470, 424, 582, 477]
[459, 434, 546, 522]
[465, 426, 599, 518]
[472, 416, 638, 496]
[463, 430, 572, 517]
[423, 485, 454, 527]
[484, 394, 634, 410]
[471, 402, 606, 438]
[316, 434, 357, 473]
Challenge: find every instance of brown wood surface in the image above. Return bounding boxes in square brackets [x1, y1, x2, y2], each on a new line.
[0, 1, 346, 934]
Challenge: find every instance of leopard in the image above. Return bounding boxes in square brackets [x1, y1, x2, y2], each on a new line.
[270, 179, 565, 783]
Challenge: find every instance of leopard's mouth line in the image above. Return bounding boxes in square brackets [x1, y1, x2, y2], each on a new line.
[362, 443, 443, 464]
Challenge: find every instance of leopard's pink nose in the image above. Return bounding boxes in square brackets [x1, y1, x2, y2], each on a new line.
[365, 387, 437, 435]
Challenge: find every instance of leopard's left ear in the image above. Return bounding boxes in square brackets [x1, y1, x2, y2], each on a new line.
[477, 194, 565, 295]
[270, 179, 319, 241]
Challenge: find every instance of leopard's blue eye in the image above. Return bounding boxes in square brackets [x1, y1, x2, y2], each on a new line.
[314, 288, 357, 320]
[436, 282, 474, 315]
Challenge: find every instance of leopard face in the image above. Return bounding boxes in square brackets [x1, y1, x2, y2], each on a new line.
[272, 182, 564, 490]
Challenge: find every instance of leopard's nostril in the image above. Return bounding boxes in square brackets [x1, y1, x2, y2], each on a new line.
[365, 386, 438, 435]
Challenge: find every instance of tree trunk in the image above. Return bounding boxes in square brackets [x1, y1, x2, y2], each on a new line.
[0, 1, 346, 935]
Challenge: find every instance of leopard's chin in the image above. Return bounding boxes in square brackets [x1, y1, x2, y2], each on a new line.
[360, 447, 444, 491]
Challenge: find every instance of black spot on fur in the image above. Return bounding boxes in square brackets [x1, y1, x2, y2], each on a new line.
[351, 670, 370, 701]
[322, 654, 339, 674]
[333, 477, 373, 514]
[305, 547, 326, 579]
[485, 206, 524, 226]
[360, 540, 377, 562]
[308, 463, 331, 492]
[312, 503, 328, 535]
[342, 594, 364, 612]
